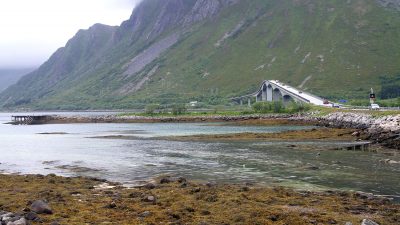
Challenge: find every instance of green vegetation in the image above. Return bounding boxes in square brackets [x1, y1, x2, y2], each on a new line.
[310, 105, 400, 117]
[171, 104, 187, 115]
[252, 102, 284, 113]
[1, 0, 400, 110]
[144, 104, 161, 114]
[120, 101, 311, 117]
[252, 102, 312, 113]
[380, 75, 400, 99]
[349, 97, 400, 107]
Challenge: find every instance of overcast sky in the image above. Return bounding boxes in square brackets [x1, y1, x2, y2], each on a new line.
[0, 0, 141, 69]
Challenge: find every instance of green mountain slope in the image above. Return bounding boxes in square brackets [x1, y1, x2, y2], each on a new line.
[0, 68, 34, 92]
[1, 0, 400, 110]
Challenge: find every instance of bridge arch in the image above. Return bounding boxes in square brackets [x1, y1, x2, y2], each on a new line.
[267, 84, 273, 101]
[283, 95, 293, 106]
[273, 88, 282, 102]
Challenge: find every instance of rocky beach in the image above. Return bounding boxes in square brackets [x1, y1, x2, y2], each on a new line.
[314, 113, 400, 150]
[0, 174, 399, 225]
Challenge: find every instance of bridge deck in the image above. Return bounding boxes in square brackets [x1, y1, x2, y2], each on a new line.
[268, 80, 326, 106]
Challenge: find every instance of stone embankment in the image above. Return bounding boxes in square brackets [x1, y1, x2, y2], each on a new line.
[314, 113, 400, 149]
[47, 114, 296, 123]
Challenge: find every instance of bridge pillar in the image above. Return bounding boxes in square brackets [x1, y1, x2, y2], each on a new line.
[262, 84, 267, 101]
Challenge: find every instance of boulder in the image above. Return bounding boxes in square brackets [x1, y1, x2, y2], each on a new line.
[361, 219, 379, 225]
[139, 211, 152, 218]
[105, 201, 117, 209]
[1, 212, 15, 224]
[6, 218, 27, 225]
[159, 177, 172, 184]
[24, 212, 39, 221]
[31, 200, 53, 214]
[142, 195, 156, 204]
[143, 183, 156, 189]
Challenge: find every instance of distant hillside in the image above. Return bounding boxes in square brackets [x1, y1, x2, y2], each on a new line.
[0, 68, 34, 92]
[1, 0, 400, 110]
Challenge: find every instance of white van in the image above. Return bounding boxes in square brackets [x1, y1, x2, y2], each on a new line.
[370, 104, 380, 110]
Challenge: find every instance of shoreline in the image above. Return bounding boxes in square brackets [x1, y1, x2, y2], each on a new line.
[0, 174, 398, 225]
[12, 112, 399, 150]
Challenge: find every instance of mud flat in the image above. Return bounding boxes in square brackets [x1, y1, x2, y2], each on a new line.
[163, 127, 358, 142]
[0, 174, 398, 225]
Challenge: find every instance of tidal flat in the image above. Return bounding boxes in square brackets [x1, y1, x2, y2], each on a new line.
[0, 174, 399, 225]
[162, 127, 359, 142]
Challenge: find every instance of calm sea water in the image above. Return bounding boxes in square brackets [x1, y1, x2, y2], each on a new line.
[0, 112, 399, 200]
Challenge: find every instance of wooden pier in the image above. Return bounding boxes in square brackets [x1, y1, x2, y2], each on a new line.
[11, 115, 52, 125]
[336, 142, 372, 152]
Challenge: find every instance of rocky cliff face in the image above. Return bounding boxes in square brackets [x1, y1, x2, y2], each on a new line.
[120, 0, 236, 41]
[376, 0, 400, 10]
[0, 0, 240, 109]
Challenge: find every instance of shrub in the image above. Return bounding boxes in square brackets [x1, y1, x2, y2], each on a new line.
[273, 102, 284, 113]
[171, 104, 187, 115]
[253, 101, 311, 114]
[286, 102, 312, 113]
[252, 102, 273, 113]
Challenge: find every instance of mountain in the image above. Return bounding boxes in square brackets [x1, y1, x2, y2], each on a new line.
[0, 68, 34, 93]
[1, 0, 400, 110]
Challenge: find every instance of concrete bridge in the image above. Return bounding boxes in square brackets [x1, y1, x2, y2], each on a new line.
[232, 80, 328, 106]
